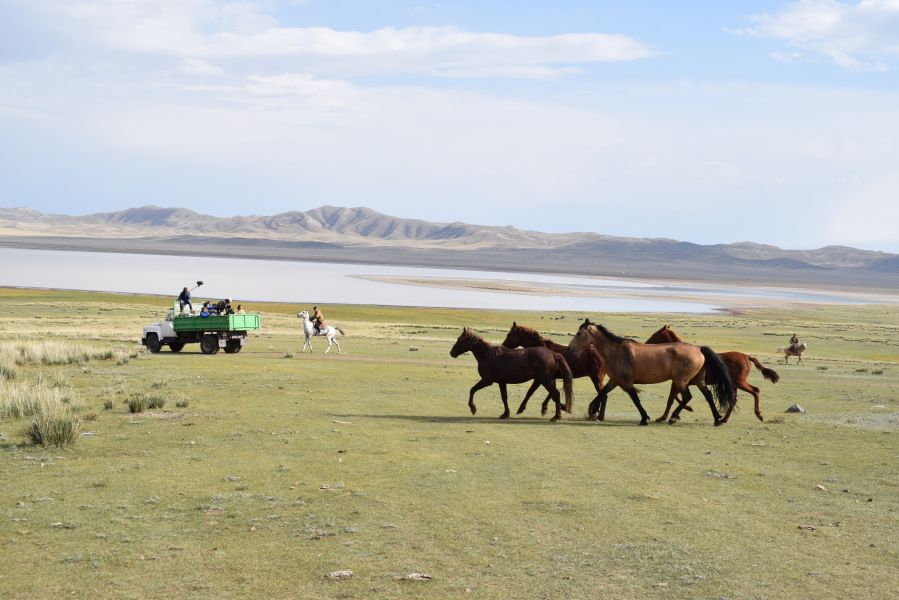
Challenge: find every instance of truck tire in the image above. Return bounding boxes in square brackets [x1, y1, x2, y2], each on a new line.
[224, 340, 241, 354]
[169, 342, 185, 353]
[145, 333, 162, 353]
[200, 335, 219, 355]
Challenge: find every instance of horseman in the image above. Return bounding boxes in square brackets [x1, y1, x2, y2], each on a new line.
[789, 333, 800, 352]
[312, 305, 325, 334]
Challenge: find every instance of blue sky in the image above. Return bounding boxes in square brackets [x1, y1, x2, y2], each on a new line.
[1, 0, 898, 251]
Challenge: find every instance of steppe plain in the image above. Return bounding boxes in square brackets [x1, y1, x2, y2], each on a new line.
[1, 287, 897, 599]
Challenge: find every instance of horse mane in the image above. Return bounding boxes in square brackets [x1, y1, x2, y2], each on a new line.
[593, 323, 627, 344]
[511, 322, 545, 341]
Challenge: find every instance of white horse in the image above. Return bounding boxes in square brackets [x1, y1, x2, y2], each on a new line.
[777, 341, 807, 364]
[297, 310, 345, 354]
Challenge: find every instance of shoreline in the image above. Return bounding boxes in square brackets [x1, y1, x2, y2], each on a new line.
[2, 235, 897, 296]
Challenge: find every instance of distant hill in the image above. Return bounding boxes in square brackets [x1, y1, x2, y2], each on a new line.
[1, 205, 897, 289]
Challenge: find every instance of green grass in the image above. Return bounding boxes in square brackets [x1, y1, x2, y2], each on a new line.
[0, 288, 897, 598]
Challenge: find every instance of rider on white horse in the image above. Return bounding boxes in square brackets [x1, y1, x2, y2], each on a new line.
[297, 309, 345, 354]
[312, 305, 325, 333]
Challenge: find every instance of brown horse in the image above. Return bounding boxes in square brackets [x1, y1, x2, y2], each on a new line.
[501, 322, 606, 417]
[777, 341, 807, 364]
[450, 327, 574, 421]
[646, 325, 780, 422]
[571, 320, 735, 425]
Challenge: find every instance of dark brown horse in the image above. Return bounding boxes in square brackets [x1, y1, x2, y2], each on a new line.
[646, 325, 779, 422]
[571, 320, 736, 425]
[450, 327, 574, 421]
[501, 322, 605, 416]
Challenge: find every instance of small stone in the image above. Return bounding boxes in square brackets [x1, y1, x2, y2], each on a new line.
[326, 570, 353, 580]
[816, 484, 828, 492]
[786, 404, 805, 414]
[401, 572, 432, 581]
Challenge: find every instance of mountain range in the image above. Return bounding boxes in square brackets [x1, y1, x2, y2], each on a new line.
[1, 205, 897, 290]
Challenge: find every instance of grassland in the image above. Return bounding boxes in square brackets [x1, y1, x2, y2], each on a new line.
[1, 287, 897, 599]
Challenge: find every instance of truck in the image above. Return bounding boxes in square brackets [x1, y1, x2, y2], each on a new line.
[141, 301, 261, 355]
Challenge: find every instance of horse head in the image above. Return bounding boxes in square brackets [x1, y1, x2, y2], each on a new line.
[501, 322, 540, 348]
[450, 327, 476, 358]
[297, 310, 309, 320]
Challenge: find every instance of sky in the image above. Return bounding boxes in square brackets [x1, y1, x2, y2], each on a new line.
[1, 1, 898, 252]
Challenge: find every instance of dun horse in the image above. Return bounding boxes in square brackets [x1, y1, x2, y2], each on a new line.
[646, 325, 780, 422]
[501, 322, 605, 417]
[777, 341, 807, 364]
[571, 320, 735, 425]
[450, 327, 574, 422]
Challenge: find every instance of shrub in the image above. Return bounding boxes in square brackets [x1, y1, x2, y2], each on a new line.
[24, 409, 81, 447]
[284, 352, 295, 358]
[176, 399, 190, 408]
[147, 395, 166, 410]
[103, 399, 114, 411]
[1, 380, 81, 420]
[128, 394, 148, 414]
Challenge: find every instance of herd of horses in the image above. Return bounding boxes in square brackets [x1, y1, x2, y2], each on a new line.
[450, 321, 784, 426]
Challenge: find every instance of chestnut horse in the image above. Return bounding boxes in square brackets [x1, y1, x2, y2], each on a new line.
[647, 325, 779, 422]
[571, 320, 735, 425]
[501, 322, 605, 417]
[450, 327, 574, 421]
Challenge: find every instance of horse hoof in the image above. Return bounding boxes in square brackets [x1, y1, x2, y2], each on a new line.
[714, 419, 723, 426]
[655, 416, 666, 423]
[639, 419, 649, 426]
[516, 408, 526, 415]
[499, 413, 510, 419]
[469, 406, 476, 415]
[757, 414, 764, 422]
[540, 408, 548, 416]
[550, 416, 560, 422]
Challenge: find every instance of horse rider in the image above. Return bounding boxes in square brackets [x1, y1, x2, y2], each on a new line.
[312, 305, 325, 333]
[790, 333, 800, 351]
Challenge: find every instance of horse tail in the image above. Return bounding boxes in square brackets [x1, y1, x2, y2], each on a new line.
[336, 327, 346, 336]
[554, 353, 574, 413]
[748, 355, 780, 383]
[700, 346, 736, 413]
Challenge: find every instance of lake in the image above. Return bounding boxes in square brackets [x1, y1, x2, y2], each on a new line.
[0, 247, 888, 313]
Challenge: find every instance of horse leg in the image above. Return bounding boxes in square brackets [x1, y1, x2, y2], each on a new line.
[324, 336, 332, 354]
[543, 380, 563, 422]
[659, 386, 692, 423]
[797, 354, 804, 365]
[303, 336, 312, 353]
[468, 379, 492, 415]
[735, 382, 762, 422]
[333, 336, 341, 354]
[540, 393, 552, 416]
[591, 380, 618, 420]
[696, 384, 723, 425]
[517, 380, 543, 415]
[623, 386, 650, 426]
[498, 383, 511, 419]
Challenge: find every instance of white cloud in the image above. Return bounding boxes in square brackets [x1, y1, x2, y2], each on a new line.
[741, 0, 899, 70]
[180, 58, 225, 76]
[37, 1, 652, 79]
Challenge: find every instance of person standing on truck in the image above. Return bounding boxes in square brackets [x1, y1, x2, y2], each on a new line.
[178, 287, 193, 314]
[312, 305, 325, 333]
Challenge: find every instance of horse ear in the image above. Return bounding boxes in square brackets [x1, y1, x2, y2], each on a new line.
[512, 321, 517, 327]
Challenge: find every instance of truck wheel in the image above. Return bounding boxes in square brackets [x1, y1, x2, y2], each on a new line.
[224, 340, 241, 354]
[145, 333, 162, 353]
[200, 335, 219, 355]
[169, 342, 185, 353]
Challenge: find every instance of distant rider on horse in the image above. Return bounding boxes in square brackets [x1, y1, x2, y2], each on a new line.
[312, 306, 325, 333]
[789, 333, 800, 351]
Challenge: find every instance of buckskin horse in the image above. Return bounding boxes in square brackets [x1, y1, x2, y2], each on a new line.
[501, 321, 605, 417]
[571, 320, 736, 425]
[777, 341, 807, 365]
[450, 327, 574, 422]
[646, 325, 780, 423]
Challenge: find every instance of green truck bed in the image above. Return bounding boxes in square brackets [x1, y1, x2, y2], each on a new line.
[172, 302, 261, 332]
